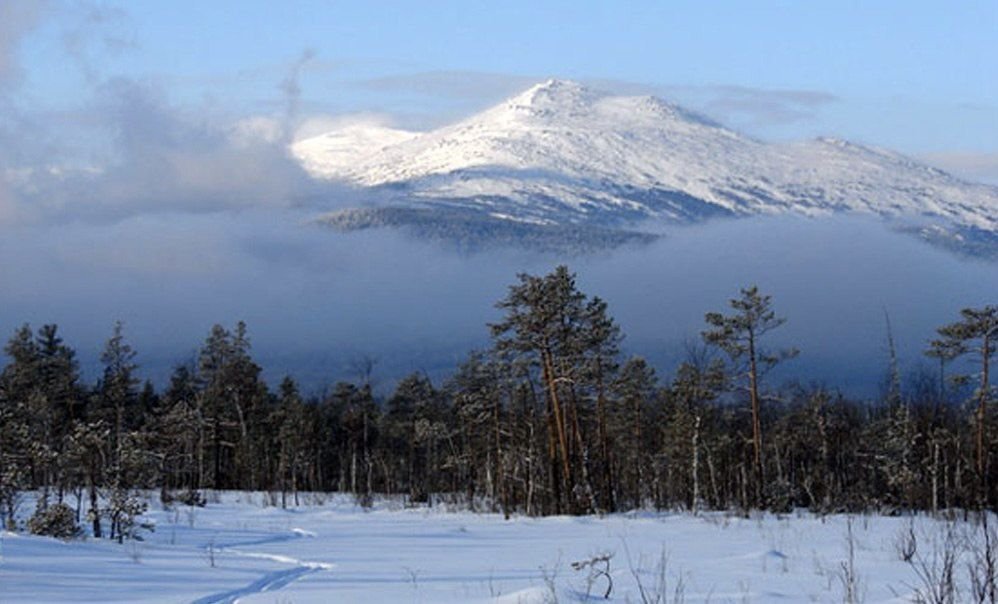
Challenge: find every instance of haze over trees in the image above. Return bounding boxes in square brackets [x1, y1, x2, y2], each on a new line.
[0, 266, 995, 540]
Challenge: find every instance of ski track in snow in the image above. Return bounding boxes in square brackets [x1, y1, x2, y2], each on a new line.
[192, 528, 333, 604]
[190, 566, 319, 604]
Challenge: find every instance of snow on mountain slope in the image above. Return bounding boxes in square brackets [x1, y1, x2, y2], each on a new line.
[293, 120, 417, 180]
[292, 79, 998, 245]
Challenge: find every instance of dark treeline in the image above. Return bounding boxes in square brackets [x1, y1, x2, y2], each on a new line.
[0, 266, 995, 537]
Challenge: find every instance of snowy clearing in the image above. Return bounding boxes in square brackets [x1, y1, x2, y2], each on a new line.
[0, 493, 990, 603]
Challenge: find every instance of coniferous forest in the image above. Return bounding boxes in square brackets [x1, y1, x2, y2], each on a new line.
[1, 266, 995, 538]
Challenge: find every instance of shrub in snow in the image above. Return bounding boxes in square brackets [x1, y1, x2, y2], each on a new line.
[162, 488, 206, 508]
[764, 478, 797, 513]
[27, 503, 82, 540]
[107, 489, 154, 543]
[185, 489, 207, 507]
[0, 469, 24, 530]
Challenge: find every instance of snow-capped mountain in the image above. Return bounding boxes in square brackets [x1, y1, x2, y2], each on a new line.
[292, 79, 998, 255]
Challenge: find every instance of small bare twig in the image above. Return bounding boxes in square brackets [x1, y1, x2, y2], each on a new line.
[904, 520, 959, 604]
[837, 516, 864, 604]
[539, 555, 562, 604]
[967, 513, 998, 604]
[896, 518, 918, 563]
[572, 553, 614, 599]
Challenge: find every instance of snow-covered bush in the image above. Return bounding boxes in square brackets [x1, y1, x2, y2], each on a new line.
[0, 467, 24, 530]
[107, 489, 154, 543]
[164, 488, 206, 508]
[27, 503, 82, 540]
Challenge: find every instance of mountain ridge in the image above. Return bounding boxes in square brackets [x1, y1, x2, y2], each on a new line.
[292, 79, 998, 255]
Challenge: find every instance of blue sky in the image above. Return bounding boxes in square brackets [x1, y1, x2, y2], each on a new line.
[7, 0, 997, 169]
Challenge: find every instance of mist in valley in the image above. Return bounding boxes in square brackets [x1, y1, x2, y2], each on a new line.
[1, 209, 993, 397]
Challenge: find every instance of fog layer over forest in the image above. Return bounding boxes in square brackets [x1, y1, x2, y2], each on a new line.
[1, 210, 994, 395]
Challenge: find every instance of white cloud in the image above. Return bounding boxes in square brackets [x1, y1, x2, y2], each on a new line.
[0, 0, 49, 90]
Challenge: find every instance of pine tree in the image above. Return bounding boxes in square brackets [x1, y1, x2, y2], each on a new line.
[579, 296, 622, 512]
[66, 420, 109, 537]
[327, 381, 379, 499]
[197, 322, 267, 489]
[36, 325, 83, 462]
[447, 351, 504, 511]
[274, 376, 308, 508]
[702, 286, 797, 506]
[4, 325, 83, 505]
[931, 306, 997, 500]
[99, 322, 139, 486]
[611, 356, 658, 509]
[157, 364, 204, 495]
[385, 373, 445, 504]
[490, 266, 620, 514]
[668, 348, 726, 510]
[0, 326, 36, 527]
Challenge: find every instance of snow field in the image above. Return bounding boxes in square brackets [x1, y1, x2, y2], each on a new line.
[0, 493, 989, 603]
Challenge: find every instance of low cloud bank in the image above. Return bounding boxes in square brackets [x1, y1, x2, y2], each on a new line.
[1, 211, 993, 396]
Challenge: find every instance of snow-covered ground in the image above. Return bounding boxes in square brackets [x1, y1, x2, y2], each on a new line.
[1, 493, 990, 603]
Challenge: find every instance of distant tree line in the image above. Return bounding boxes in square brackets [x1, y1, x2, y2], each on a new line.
[0, 266, 995, 537]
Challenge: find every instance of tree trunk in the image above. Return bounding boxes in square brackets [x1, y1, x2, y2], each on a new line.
[692, 415, 701, 512]
[748, 329, 763, 505]
[89, 466, 101, 539]
[595, 358, 614, 512]
[978, 334, 991, 498]
[540, 347, 571, 510]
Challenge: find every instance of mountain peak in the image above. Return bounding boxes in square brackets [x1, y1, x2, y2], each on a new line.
[495, 79, 722, 129]
[520, 78, 591, 98]
[534, 77, 584, 89]
[501, 78, 599, 117]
